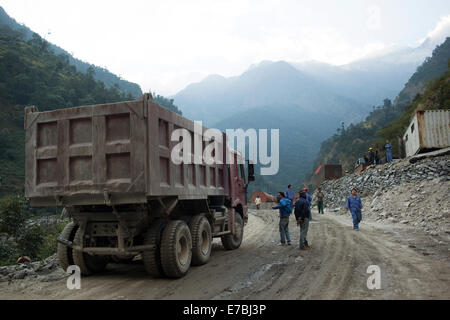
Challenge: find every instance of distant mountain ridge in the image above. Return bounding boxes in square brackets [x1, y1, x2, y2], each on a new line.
[0, 6, 142, 98]
[175, 60, 368, 127]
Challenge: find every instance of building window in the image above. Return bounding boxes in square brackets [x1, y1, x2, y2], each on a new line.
[405, 134, 408, 141]
[411, 123, 414, 133]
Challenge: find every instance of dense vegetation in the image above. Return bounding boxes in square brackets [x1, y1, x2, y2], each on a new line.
[0, 195, 67, 265]
[305, 38, 450, 186]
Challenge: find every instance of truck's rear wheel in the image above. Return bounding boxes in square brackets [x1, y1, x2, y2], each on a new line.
[160, 220, 192, 278]
[57, 222, 78, 272]
[142, 219, 166, 277]
[189, 216, 212, 266]
[221, 213, 244, 250]
[72, 228, 109, 276]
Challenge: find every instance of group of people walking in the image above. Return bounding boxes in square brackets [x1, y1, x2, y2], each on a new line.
[271, 185, 363, 250]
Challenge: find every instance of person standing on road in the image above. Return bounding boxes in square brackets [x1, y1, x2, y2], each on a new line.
[346, 188, 363, 230]
[272, 192, 292, 246]
[285, 184, 294, 212]
[317, 187, 324, 214]
[304, 188, 313, 221]
[255, 195, 261, 210]
[295, 190, 311, 250]
[385, 140, 393, 163]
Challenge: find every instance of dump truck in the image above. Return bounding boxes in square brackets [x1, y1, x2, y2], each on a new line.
[24, 94, 254, 278]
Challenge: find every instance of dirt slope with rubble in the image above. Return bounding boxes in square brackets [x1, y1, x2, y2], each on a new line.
[315, 153, 450, 237]
[1, 206, 449, 300]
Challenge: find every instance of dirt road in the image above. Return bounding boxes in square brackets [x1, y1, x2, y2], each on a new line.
[1, 209, 449, 300]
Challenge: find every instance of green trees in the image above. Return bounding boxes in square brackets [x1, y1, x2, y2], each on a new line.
[0, 195, 30, 237]
[16, 225, 45, 259]
[153, 93, 182, 115]
[0, 194, 68, 264]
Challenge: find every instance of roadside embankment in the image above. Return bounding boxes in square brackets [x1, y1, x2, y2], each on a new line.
[313, 154, 450, 239]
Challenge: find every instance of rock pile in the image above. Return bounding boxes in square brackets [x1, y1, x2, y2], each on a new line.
[0, 254, 68, 283]
[313, 154, 450, 238]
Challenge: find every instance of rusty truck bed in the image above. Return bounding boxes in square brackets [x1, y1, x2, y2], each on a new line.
[25, 94, 230, 206]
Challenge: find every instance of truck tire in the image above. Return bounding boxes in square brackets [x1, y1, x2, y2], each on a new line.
[221, 213, 244, 250]
[160, 220, 192, 278]
[57, 222, 78, 272]
[72, 228, 108, 276]
[189, 216, 212, 266]
[142, 220, 166, 277]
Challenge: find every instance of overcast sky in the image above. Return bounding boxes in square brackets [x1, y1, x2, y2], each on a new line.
[1, 0, 449, 95]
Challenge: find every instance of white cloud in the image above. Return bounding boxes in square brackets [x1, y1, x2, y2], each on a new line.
[418, 14, 450, 47]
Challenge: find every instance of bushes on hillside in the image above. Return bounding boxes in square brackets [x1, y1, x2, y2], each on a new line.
[16, 225, 45, 259]
[0, 195, 30, 236]
[0, 194, 68, 265]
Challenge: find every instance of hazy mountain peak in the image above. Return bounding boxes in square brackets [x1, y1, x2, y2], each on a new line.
[202, 74, 227, 82]
[247, 60, 275, 70]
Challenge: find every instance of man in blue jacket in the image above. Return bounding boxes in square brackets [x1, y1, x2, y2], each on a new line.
[346, 188, 363, 230]
[295, 191, 311, 250]
[285, 184, 294, 212]
[272, 192, 292, 246]
[385, 140, 393, 163]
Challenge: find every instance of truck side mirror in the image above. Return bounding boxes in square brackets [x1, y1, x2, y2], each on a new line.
[247, 161, 255, 182]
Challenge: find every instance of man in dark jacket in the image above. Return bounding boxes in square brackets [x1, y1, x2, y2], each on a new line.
[295, 191, 311, 250]
[273, 192, 292, 246]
